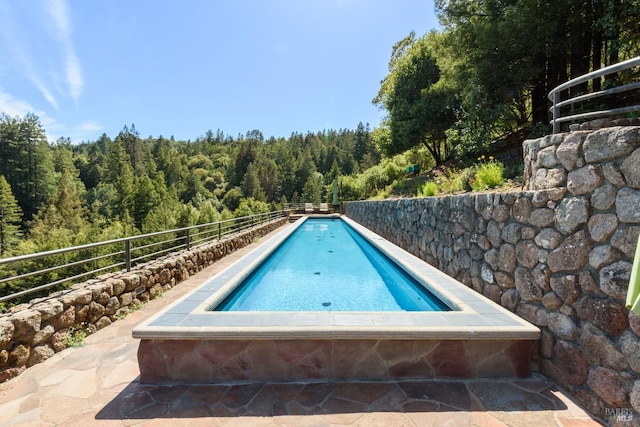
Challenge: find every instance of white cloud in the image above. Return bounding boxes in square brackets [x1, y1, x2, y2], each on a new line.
[0, 91, 36, 118]
[0, 90, 101, 144]
[48, 0, 84, 103]
[80, 120, 103, 133]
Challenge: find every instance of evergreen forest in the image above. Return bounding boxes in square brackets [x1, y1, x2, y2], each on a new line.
[1, 0, 639, 267]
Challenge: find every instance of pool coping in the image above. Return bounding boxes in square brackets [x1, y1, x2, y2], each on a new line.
[132, 216, 540, 341]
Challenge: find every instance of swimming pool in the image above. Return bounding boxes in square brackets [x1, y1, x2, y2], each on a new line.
[133, 216, 540, 383]
[215, 218, 449, 311]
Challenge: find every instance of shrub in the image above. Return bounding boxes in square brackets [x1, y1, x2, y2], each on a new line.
[471, 161, 504, 191]
[418, 181, 439, 197]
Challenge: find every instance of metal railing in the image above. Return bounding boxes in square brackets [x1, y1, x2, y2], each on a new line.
[0, 211, 286, 304]
[549, 56, 640, 133]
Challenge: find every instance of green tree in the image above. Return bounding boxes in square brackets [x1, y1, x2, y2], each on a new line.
[301, 173, 323, 203]
[0, 113, 56, 220]
[374, 34, 457, 164]
[0, 175, 22, 255]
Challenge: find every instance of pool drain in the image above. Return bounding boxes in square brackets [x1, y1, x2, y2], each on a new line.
[314, 272, 321, 275]
[322, 302, 331, 307]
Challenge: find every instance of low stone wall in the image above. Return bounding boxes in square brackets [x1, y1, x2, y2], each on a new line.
[345, 126, 640, 419]
[0, 218, 287, 383]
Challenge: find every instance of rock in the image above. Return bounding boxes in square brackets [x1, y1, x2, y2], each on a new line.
[515, 268, 544, 302]
[556, 132, 587, 170]
[59, 289, 92, 306]
[486, 221, 502, 247]
[554, 197, 589, 235]
[494, 271, 515, 289]
[616, 188, 640, 223]
[579, 323, 627, 370]
[541, 292, 562, 310]
[602, 162, 627, 187]
[590, 245, 623, 277]
[632, 381, 640, 415]
[547, 313, 579, 341]
[119, 292, 133, 307]
[583, 127, 639, 163]
[513, 197, 533, 222]
[554, 341, 589, 386]
[481, 263, 494, 284]
[10, 310, 41, 340]
[534, 228, 562, 250]
[498, 244, 516, 273]
[105, 297, 120, 315]
[529, 208, 555, 227]
[598, 260, 631, 300]
[516, 303, 548, 326]
[9, 344, 29, 366]
[611, 226, 640, 258]
[590, 183, 617, 210]
[540, 329, 555, 359]
[50, 331, 68, 352]
[567, 165, 603, 196]
[87, 301, 106, 323]
[588, 214, 618, 242]
[27, 344, 54, 367]
[631, 312, 640, 336]
[587, 367, 628, 408]
[575, 296, 628, 336]
[110, 279, 126, 295]
[492, 205, 510, 223]
[501, 223, 522, 244]
[95, 291, 110, 306]
[501, 288, 519, 311]
[621, 147, 640, 189]
[533, 168, 566, 190]
[620, 331, 640, 374]
[32, 324, 55, 346]
[538, 146, 559, 167]
[547, 230, 593, 272]
[31, 300, 63, 321]
[0, 321, 14, 350]
[515, 240, 539, 268]
[122, 274, 141, 292]
[95, 316, 112, 330]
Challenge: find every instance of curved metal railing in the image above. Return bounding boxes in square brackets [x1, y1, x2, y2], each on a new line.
[549, 56, 640, 133]
[0, 211, 286, 305]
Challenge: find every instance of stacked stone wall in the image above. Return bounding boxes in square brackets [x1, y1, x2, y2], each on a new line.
[345, 126, 640, 419]
[0, 218, 287, 383]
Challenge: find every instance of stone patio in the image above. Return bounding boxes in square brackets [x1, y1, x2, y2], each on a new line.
[0, 230, 606, 426]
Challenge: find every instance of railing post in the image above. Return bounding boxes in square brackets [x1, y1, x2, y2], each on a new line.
[218, 222, 221, 240]
[552, 90, 560, 134]
[125, 240, 131, 272]
[186, 229, 190, 250]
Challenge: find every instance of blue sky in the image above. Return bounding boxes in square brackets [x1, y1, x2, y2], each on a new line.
[0, 0, 439, 143]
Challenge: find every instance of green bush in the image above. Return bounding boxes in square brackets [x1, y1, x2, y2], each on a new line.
[471, 161, 504, 191]
[418, 181, 439, 197]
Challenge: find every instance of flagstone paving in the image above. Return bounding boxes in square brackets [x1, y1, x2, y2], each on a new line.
[0, 230, 605, 426]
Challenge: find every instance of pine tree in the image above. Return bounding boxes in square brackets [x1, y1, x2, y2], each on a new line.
[0, 175, 23, 256]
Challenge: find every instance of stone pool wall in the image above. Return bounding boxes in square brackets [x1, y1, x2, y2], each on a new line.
[345, 126, 640, 418]
[0, 218, 287, 383]
[138, 338, 534, 383]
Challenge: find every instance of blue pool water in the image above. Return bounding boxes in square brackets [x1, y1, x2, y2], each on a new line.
[213, 218, 450, 312]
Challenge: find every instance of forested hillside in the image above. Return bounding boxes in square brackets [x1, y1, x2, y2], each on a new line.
[0, 114, 380, 258]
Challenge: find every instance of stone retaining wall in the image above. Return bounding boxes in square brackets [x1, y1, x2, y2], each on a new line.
[345, 126, 640, 419]
[0, 218, 287, 383]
